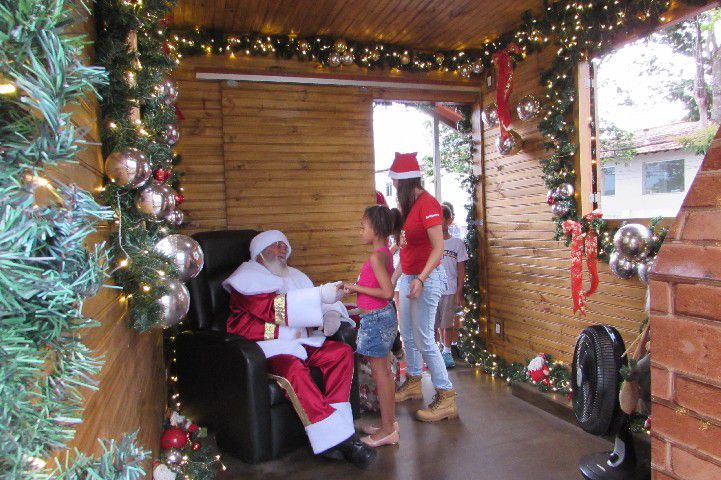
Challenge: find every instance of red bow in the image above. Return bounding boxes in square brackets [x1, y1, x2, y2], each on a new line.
[492, 43, 521, 140]
[562, 210, 602, 315]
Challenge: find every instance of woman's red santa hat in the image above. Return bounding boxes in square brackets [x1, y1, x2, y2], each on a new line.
[389, 152, 421, 180]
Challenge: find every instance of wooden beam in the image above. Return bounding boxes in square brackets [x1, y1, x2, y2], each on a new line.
[575, 61, 594, 216]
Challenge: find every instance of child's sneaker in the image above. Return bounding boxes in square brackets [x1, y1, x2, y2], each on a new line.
[442, 351, 455, 369]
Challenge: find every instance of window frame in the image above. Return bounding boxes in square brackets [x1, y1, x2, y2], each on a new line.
[642, 158, 685, 195]
[601, 165, 616, 197]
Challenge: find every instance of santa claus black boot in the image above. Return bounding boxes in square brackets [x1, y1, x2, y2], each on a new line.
[321, 434, 377, 468]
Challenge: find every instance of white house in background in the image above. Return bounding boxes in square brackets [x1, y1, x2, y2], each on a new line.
[600, 121, 704, 219]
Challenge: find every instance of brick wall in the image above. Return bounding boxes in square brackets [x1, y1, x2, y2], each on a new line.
[650, 128, 721, 480]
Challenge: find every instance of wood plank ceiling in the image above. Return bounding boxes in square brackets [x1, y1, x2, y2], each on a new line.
[171, 0, 543, 51]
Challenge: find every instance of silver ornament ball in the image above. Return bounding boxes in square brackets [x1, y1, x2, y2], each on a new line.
[459, 65, 471, 78]
[163, 448, 183, 465]
[165, 208, 185, 227]
[341, 52, 355, 66]
[496, 129, 523, 156]
[551, 201, 570, 217]
[481, 103, 499, 128]
[555, 183, 575, 199]
[609, 251, 637, 279]
[157, 278, 190, 328]
[135, 182, 176, 220]
[472, 60, 484, 74]
[155, 234, 205, 282]
[328, 52, 342, 67]
[613, 223, 651, 261]
[516, 94, 540, 121]
[159, 81, 178, 105]
[104, 148, 151, 189]
[636, 258, 655, 285]
[163, 125, 180, 145]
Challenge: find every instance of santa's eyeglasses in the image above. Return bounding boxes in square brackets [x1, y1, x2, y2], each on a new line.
[265, 241, 288, 251]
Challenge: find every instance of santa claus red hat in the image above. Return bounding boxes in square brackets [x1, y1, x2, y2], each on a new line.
[389, 152, 421, 180]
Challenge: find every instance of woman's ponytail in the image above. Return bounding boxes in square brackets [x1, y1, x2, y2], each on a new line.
[390, 207, 403, 243]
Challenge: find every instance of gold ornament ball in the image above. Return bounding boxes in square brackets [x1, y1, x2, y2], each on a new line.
[370, 50, 381, 62]
[297, 39, 310, 54]
[334, 39, 348, 54]
[400, 53, 411, 65]
[434, 53, 445, 65]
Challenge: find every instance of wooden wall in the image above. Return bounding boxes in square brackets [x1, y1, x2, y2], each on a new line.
[176, 55, 479, 285]
[479, 47, 648, 364]
[55, 16, 166, 471]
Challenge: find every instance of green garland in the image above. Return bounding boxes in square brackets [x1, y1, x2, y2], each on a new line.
[0, 0, 147, 477]
[96, 0, 185, 331]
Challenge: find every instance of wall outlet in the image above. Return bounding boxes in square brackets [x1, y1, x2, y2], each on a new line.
[495, 323, 502, 335]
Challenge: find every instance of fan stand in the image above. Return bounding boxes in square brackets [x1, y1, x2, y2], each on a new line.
[579, 419, 638, 480]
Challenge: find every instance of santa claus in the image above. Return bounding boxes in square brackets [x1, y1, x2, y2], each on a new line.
[222, 230, 376, 468]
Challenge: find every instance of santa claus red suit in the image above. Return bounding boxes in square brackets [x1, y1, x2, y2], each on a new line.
[222, 230, 357, 455]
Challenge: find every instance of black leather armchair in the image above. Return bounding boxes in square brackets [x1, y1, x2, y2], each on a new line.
[175, 230, 360, 463]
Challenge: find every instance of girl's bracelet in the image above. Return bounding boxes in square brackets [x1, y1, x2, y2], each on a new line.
[416, 277, 425, 287]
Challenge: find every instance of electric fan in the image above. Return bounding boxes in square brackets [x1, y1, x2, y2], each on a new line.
[572, 325, 647, 480]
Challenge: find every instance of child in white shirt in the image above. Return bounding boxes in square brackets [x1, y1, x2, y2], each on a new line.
[435, 205, 468, 368]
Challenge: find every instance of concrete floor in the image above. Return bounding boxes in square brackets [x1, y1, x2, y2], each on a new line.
[220, 365, 613, 480]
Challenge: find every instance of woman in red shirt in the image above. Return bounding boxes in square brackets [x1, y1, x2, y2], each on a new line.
[389, 152, 457, 422]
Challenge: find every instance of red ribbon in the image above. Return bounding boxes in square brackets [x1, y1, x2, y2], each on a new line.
[492, 43, 521, 140]
[562, 210, 602, 315]
[175, 104, 185, 121]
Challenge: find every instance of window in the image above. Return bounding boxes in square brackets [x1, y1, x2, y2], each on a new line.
[385, 182, 393, 197]
[602, 166, 615, 196]
[643, 159, 684, 194]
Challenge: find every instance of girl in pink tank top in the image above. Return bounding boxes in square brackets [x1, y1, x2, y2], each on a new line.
[342, 205, 402, 448]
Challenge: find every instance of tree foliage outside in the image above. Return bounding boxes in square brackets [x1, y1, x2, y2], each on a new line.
[420, 120, 473, 176]
[678, 124, 718, 155]
[596, 8, 721, 162]
[599, 8, 721, 126]
[598, 123, 637, 165]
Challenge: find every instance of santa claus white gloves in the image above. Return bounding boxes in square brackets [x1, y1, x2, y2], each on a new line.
[322, 310, 342, 336]
[320, 281, 344, 304]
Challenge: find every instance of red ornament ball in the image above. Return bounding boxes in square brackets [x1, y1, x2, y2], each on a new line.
[191, 441, 201, 451]
[187, 423, 199, 434]
[161, 427, 189, 450]
[154, 168, 170, 182]
[174, 193, 185, 205]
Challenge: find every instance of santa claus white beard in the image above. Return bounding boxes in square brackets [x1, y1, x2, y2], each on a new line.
[260, 253, 289, 277]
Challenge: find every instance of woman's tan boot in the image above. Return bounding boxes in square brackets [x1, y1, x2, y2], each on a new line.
[394, 374, 422, 402]
[415, 388, 458, 422]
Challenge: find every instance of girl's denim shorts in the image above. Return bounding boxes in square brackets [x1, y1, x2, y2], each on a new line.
[356, 303, 398, 358]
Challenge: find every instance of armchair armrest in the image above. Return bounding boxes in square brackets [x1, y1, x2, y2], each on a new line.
[175, 330, 273, 463]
